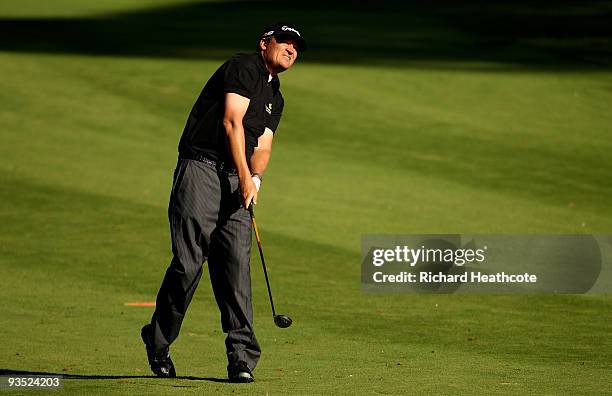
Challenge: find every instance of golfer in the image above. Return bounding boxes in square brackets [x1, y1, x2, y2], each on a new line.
[140, 22, 306, 383]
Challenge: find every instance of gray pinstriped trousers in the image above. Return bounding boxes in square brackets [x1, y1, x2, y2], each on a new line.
[149, 158, 261, 372]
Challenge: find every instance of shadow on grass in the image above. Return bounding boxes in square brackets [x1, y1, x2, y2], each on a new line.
[0, 0, 611, 70]
[0, 369, 229, 382]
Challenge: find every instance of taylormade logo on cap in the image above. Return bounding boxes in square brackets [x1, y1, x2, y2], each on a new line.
[264, 26, 301, 37]
[281, 25, 301, 36]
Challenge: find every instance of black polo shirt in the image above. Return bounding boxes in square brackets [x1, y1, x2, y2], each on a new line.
[178, 53, 284, 166]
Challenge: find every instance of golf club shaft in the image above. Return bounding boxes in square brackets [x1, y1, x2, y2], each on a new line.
[248, 206, 277, 317]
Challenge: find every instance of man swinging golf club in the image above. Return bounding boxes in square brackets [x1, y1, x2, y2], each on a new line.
[141, 22, 306, 383]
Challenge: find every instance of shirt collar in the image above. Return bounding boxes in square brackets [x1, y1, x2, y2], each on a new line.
[255, 53, 280, 88]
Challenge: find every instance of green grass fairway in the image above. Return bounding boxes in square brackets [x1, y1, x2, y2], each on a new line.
[1, 1, 612, 394]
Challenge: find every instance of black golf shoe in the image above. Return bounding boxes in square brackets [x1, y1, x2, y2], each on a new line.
[141, 324, 176, 378]
[228, 361, 254, 383]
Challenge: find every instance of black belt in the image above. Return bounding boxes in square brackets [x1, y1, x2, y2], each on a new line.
[183, 154, 237, 175]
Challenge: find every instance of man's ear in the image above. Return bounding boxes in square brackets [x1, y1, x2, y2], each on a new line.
[259, 39, 268, 51]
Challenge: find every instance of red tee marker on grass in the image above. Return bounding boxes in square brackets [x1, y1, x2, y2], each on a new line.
[124, 302, 156, 307]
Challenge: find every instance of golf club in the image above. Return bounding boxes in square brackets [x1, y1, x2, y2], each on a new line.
[248, 204, 293, 329]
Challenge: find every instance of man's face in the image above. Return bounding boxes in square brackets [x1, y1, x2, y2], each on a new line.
[261, 36, 298, 75]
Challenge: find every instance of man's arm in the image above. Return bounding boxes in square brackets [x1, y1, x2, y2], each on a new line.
[223, 92, 258, 208]
[250, 128, 274, 176]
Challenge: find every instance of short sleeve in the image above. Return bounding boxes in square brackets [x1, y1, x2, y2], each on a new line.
[267, 96, 284, 133]
[223, 58, 258, 99]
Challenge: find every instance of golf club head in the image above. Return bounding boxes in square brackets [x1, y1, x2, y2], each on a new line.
[274, 315, 293, 328]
